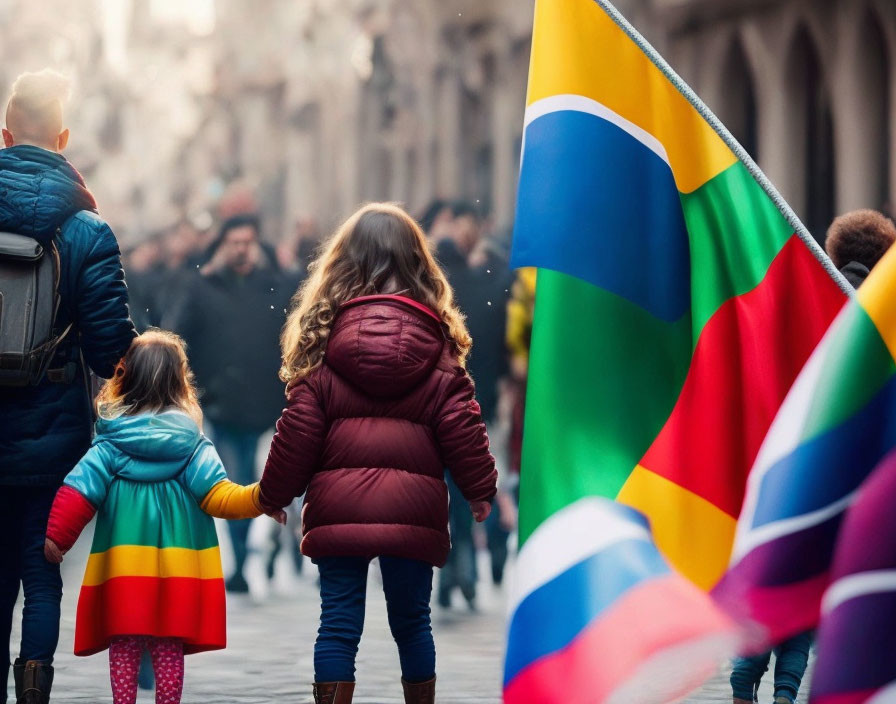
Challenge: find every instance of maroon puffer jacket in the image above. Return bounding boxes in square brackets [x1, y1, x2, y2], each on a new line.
[258, 294, 497, 567]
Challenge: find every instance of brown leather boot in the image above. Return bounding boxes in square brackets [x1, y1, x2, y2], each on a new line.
[733, 699, 752, 704]
[402, 676, 436, 704]
[18, 660, 53, 704]
[312, 681, 355, 704]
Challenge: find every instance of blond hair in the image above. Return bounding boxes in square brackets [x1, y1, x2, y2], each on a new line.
[5, 69, 70, 143]
[280, 202, 471, 388]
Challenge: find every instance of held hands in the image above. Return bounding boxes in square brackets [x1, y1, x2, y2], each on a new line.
[269, 509, 288, 525]
[470, 500, 491, 523]
[44, 538, 64, 564]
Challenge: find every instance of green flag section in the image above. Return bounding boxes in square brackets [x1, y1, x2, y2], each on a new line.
[511, 0, 849, 589]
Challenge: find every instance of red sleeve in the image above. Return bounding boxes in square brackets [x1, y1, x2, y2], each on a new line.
[259, 380, 326, 512]
[435, 369, 498, 503]
[46, 486, 97, 552]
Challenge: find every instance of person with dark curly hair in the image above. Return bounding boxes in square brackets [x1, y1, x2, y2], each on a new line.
[825, 209, 896, 289]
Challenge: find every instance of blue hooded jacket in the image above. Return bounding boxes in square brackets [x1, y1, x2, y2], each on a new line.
[0, 145, 136, 486]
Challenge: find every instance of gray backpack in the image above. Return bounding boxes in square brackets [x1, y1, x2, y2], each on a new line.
[0, 230, 72, 386]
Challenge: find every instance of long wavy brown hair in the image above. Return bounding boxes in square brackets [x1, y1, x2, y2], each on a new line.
[96, 329, 203, 426]
[280, 202, 472, 388]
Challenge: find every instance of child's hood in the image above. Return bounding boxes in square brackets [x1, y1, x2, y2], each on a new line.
[94, 410, 202, 481]
[326, 296, 446, 398]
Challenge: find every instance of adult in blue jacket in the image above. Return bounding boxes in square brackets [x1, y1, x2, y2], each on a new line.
[0, 70, 135, 703]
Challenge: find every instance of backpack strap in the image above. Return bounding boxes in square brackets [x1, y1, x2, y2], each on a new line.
[42, 232, 76, 383]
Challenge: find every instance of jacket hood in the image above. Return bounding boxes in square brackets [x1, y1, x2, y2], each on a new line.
[95, 410, 202, 481]
[0, 145, 97, 244]
[326, 296, 446, 398]
[840, 261, 870, 290]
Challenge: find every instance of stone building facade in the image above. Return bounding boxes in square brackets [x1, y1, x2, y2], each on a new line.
[651, 0, 896, 240]
[1, 0, 893, 244]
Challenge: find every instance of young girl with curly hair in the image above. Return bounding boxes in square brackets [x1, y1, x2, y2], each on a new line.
[258, 203, 498, 704]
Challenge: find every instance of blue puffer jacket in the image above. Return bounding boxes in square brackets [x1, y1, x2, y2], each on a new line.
[0, 145, 136, 486]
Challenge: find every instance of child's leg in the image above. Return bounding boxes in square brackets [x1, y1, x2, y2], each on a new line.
[772, 632, 812, 703]
[730, 651, 772, 701]
[146, 637, 184, 704]
[109, 636, 144, 704]
[313, 557, 369, 682]
[380, 556, 435, 683]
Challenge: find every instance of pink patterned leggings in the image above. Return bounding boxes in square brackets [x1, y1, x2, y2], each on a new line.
[109, 636, 184, 704]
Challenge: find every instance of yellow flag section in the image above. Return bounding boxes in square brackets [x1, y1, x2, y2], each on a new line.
[859, 265, 896, 361]
[618, 467, 738, 589]
[527, 0, 736, 193]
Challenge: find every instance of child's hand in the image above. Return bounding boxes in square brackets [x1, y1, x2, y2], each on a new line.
[470, 500, 491, 523]
[44, 539, 64, 564]
[269, 509, 288, 525]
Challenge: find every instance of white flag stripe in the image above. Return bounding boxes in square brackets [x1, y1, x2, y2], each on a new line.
[822, 569, 896, 615]
[731, 491, 858, 565]
[867, 680, 896, 704]
[508, 497, 652, 615]
[523, 94, 671, 166]
[733, 305, 850, 554]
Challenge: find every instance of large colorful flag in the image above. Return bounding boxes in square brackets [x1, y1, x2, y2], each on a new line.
[510, 0, 846, 591]
[506, 0, 849, 697]
[504, 498, 736, 704]
[810, 450, 896, 704]
[714, 243, 896, 647]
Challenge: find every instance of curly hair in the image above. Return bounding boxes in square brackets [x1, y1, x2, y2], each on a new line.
[280, 202, 472, 388]
[96, 329, 203, 426]
[825, 209, 896, 271]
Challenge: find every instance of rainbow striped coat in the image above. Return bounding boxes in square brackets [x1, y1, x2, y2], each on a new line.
[47, 411, 261, 656]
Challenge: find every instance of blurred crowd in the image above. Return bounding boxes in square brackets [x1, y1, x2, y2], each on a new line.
[123, 186, 533, 609]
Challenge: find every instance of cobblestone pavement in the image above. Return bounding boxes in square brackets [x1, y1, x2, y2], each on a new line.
[9, 522, 812, 703]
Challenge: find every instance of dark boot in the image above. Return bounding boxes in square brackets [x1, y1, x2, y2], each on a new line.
[12, 660, 25, 701]
[18, 660, 53, 704]
[312, 681, 355, 704]
[402, 676, 436, 704]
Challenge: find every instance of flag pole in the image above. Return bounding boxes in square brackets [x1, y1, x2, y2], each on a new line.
[592, 0, 854, 297]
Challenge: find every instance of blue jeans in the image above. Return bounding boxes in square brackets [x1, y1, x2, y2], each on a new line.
[314, 556, 435, 684]
[438, 474, 477, 605]
[0, 487, 63, 695]
[730, 632, 813, 702]
[210, 425, 260, 577]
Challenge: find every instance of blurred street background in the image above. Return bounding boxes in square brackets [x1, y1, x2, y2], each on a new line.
[1, 0, 893, 247]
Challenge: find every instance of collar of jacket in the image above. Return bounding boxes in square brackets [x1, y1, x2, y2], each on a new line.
[340, 294, 442, 324]
[0, 144, 97, 243]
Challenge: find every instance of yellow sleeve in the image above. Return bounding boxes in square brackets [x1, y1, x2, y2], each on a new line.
[506, 268, 537, 365]
[199, 480, 264, 519]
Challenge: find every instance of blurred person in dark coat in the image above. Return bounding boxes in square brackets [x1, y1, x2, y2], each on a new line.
[431, 201, 514, 605]
[122, 236, 163, 332]
[276, 216, 320, 281]
[147, 220, 205, 327]
[166, 213, 293, 592]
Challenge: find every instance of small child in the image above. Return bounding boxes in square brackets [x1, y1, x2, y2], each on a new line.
[43, 330, 284, 704]
[258, 202, 498, 704]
